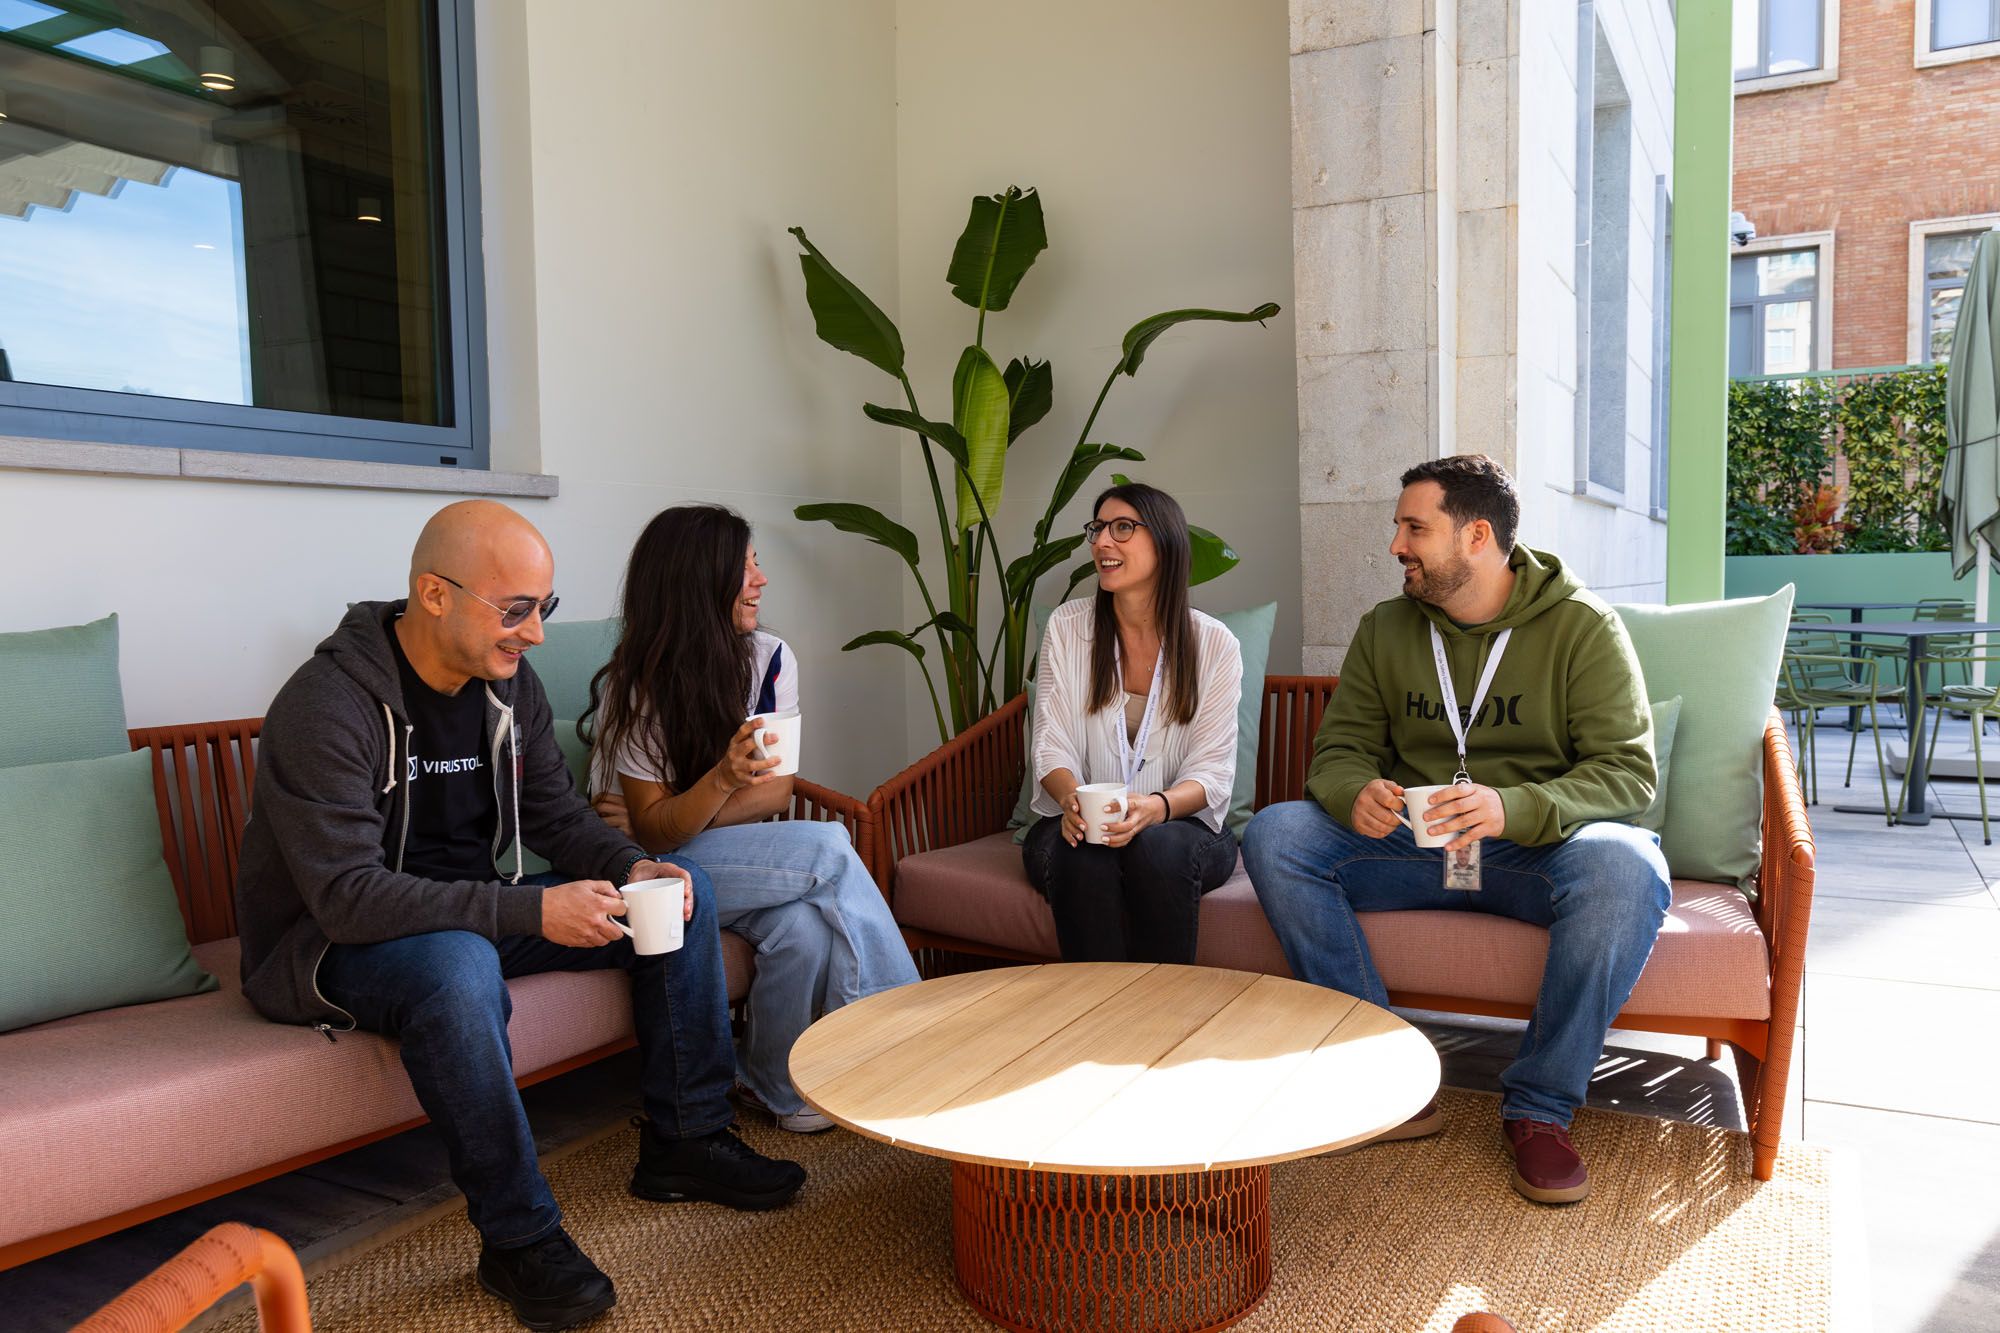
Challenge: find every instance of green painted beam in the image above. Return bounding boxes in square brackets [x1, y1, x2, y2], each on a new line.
[1665, 0, 1733, 603]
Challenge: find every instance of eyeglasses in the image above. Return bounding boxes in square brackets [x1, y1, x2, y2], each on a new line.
[430, 573, 559, 629]
[1083, 518, 1150, 543]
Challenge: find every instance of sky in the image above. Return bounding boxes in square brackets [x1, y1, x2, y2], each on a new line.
[0, 159, 253, 405]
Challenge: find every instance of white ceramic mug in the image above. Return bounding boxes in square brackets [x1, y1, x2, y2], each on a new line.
[1396, 784, 1457, 848]
[747, 708, 803, 777]
[612, 878, 685, 955]
[1075, 782, 1129, 846]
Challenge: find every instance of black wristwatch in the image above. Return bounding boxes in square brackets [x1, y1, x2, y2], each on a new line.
[617, 852, 650, 886]
[1156, 793, 1173, 822]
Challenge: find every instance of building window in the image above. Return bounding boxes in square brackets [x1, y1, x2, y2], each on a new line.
[1924, 232, 1980, 362]
[1734, 0, 1827, 82]
[1729, 247, 1824, 377]
[1930, 0, 2000, 51]
[0, 0, 487, 469]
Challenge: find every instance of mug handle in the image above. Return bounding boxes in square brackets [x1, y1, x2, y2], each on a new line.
[1394, 810, 1415, 833]
[748, 716, 776, 760]
[608, 917, 634, 939]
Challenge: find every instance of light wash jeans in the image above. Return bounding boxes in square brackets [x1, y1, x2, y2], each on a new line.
[675, 820, 918, 1115]
[1241, 801, 1670, 1126]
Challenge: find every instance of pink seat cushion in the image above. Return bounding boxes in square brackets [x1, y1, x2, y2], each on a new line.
[0, 932, 756, 1250]
[893, 832, 1771, 1021]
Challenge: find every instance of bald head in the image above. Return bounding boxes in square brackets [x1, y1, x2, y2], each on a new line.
[410, 500, 551, 591]
[400, 501, 555, 691]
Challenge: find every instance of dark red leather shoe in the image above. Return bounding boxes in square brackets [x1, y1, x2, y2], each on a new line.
[1502, 1116, 1590, 1204]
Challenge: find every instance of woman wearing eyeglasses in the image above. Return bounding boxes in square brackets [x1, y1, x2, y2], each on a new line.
[1025, 482, 1243, 963]
[583, 505, 917, 1133]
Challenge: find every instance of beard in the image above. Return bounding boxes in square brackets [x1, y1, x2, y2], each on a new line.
[1401, 552, 1473, 606]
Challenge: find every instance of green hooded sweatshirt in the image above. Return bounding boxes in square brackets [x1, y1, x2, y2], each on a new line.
[1306, 545, 1655, 846]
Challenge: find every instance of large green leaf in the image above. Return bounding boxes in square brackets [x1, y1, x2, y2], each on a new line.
[1188, 525, 1240, 587]
[1116, 302, 1282, 378]
[794, 502, 920, 569]
[1005, 533, 1087, 603]
[952, 345, 1010, 530]
[946, 187, 1047, 314]
[842, 629, 926, 660]
[788, 227, 905, 377]
[861, 403, 970, 471]
[1003, 358, 1053, 443]
[1048, 443, 1146, 527]
[919, 610, 977, 639]
[1060, 559, 1098, 603]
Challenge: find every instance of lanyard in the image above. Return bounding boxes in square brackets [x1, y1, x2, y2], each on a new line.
[1113, 637, 1166, 789]
[1429, 623, 1511, 783]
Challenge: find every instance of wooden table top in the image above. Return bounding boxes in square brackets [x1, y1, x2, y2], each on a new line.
[788, 963, 1440, 1175]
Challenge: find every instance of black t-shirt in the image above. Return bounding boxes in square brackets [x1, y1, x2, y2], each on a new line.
[390, 625, 499, 883]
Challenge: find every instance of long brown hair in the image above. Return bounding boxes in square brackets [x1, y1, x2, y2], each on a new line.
[1087, 483, 1199, 726]
[581, 505, 756, 789]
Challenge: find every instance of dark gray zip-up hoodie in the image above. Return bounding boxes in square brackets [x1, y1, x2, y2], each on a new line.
[235, 600, 645, 1030]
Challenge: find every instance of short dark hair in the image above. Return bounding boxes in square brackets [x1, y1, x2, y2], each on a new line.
[1399, 454, 1519, 554]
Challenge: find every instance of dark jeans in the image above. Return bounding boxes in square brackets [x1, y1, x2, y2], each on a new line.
[1022, 815, 1238, 964]
[318, 857, 735, 1248]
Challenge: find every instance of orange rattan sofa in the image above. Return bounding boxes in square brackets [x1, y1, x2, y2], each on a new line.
[0, 718, 866, 1272]
[864, 676, 1817, 1182]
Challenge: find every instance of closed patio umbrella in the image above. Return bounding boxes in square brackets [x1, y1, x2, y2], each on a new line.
[1942, 230, 2000, 621]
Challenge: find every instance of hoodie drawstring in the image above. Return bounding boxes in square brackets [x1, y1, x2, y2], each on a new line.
[484, 685, 525, 885]
[379, 703, 398, 794]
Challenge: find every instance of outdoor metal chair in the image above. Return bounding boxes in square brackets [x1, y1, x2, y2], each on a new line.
[1904, 651, 2000, 845]
[1777, 642, 1898, 821]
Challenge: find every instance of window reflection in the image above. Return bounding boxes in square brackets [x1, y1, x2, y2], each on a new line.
[0, 1, 449, 425]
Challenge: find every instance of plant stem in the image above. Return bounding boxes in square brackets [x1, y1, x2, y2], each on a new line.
[901, 373, 969, 728]
[1075, 362, 1122, 456]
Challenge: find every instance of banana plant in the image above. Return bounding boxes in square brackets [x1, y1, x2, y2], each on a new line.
[790, 185, 1279, 742]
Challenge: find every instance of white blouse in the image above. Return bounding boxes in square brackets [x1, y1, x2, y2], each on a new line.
[593, 631, 797, 791]
[1029, 600, 1243, 832]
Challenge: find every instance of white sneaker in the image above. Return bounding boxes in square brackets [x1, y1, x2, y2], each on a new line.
[737, 1084, 835, 1134]
[775, 1107, 835, 1134]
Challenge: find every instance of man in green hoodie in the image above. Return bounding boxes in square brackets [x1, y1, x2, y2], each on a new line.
[1243, 455, 1669, 1205]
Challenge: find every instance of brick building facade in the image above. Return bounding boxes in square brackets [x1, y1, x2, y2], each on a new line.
[1732, 0, 2000, 372]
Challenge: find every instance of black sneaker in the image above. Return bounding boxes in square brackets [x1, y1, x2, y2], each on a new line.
[475, 1226, 616, 1331]
[630, 1116, 807, 1210]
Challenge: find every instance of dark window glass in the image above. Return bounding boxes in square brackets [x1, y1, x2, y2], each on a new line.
[0, 1, 452, 428]
[1924, 231, 1986, 363]
[1729, 249, 1818, 376]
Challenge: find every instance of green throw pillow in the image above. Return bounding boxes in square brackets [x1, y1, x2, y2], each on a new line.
[530, 618, 623, 723]
[1634, 696, 1681, 834]
[1009, 602, 1277, 840]
[0, 749, 216, 1033]
[1615, 586, 1795, 889]
[0, 614, 128, 769]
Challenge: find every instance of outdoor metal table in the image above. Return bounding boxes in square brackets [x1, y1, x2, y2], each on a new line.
[1797, 618, 2000, 825]
[1794, 602, 1922, 731]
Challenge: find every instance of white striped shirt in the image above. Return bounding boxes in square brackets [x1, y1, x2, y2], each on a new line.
[1029, 600, 1242, 832]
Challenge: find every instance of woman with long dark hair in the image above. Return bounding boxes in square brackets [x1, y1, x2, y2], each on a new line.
[1024, 482, 1243, 962]
[584, 505, 916, 1132]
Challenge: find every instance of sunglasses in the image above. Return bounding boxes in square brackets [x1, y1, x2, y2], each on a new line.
[431, 573, 559, 629]
[1083, 518, 1150, 543]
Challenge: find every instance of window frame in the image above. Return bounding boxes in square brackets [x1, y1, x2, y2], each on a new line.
[1734, 0, 1840, 95]
[0, 0, 490, 472]
[1907, 215, 2000, 363]
[1728, 231, 1835, 377]
[1916, 0, 2000, 68]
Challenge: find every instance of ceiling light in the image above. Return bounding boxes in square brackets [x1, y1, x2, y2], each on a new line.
[355, 197, 382, 224]
[198, 45, 235, 92]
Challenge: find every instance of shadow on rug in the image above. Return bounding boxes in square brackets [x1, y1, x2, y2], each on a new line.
[203, 1089, 1834, 1332]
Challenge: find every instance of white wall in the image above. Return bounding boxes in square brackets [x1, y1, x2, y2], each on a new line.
[1513, 0, 1673, 602]
[890, 0, 1300, 745]
[0, 1, 912, 795]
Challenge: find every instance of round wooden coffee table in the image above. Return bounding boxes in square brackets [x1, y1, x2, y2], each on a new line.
[789, 962, 1439, 1332]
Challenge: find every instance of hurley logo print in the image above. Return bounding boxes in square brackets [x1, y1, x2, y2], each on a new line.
[1404, 692, 1525, 728]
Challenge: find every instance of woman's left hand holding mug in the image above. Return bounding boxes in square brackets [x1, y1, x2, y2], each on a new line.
[1098, 791, 1168, 848]
[711, 717, 783, 793]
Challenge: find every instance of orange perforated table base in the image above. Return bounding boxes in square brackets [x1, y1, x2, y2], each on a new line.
[950, 1161, 1272, 1333]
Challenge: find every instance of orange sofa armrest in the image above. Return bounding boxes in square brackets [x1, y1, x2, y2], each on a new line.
[870, 694, 1029, 897]
[1757, 707, 1817, 1034]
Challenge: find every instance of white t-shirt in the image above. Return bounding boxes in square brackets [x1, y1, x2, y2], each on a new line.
[594, 631, 797, 792]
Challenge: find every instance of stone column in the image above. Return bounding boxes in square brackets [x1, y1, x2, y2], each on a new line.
[1291, 0, 1459, 673]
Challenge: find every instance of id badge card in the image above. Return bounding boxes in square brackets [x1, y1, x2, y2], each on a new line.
[1444, 838, 1482, 891]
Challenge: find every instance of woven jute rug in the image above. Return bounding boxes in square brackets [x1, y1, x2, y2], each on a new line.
[206, 1089, 1835, 1332]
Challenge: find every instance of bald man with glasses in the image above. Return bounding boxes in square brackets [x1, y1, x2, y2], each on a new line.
[235, 501, 804, 1331]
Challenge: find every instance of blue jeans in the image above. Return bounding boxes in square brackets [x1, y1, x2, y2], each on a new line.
[318, 855, 735, 1249]
[1241, 802, 1670, 1126]
[674, 820, 918, 1116]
